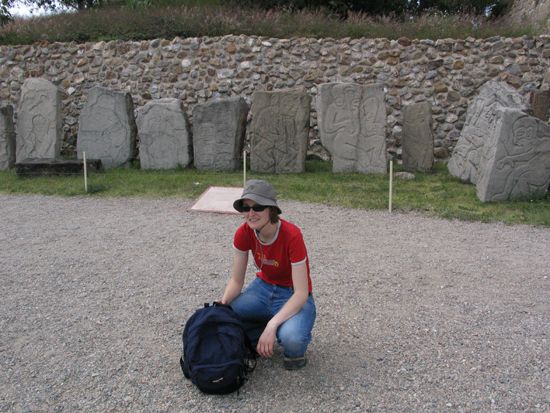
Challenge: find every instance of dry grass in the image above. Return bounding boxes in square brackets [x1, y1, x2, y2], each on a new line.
[0, 5, 538, 45]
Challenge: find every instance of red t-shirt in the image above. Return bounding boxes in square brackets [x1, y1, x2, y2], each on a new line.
[233, 219, 312, 293]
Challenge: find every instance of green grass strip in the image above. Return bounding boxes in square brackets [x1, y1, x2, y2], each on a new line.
[1, 161, 548, 226]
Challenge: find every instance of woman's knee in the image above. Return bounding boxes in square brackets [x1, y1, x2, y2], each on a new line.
[228, 294, 247, 316]
[277, 323, 312, 357]
[230, 290, 270, 322]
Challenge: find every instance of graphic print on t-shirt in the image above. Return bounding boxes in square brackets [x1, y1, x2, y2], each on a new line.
[255, 249, 280, 268]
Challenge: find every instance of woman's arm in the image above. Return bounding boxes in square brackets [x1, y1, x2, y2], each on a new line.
[256, 262, 309, 357]
[220, 251, 248, 305]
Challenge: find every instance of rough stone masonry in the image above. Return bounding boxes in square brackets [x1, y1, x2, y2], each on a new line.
[1, 35, 549, 158]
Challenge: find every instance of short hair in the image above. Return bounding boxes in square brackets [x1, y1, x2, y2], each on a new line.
[269, 206, 280, 223]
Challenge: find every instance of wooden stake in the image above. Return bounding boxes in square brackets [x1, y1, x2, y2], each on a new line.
[243, 149, 247, 187]
[388, 160, 393, 213]
[83, 151, 88, 193]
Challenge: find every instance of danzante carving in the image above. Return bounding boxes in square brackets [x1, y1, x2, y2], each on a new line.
[477, 109, 550, 202]
[402, 101, 433, 173]
[448, 80, 528, 184]
[15, 78, 62, 163]
[0, 105, 16, 170]
[317, 83, 387, 174]
[192, 97, 248, 171]
[249, 89, 310, 174]
[136, 98, 191, 170]
[77, 86, 137, 169]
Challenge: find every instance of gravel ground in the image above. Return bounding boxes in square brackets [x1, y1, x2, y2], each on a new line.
[0, 194, 549, 413]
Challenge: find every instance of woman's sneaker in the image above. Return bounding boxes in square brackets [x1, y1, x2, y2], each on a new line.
[284, 356, 307, 370]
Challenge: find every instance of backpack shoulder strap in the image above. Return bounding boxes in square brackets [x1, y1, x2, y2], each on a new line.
[243, 332, 257, 373]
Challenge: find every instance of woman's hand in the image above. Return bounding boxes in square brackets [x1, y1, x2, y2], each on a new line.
[255, 264, 309, 358]
[256, 323, 277, 357]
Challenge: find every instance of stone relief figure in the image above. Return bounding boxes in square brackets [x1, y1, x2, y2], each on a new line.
[450, 100, 500, 184]
[250, 90, 309, 173]
[16, 78, 62, 162]
[77, 87, 137, 169]
[448, 80, 528, 184]
[137, 99, 191, 170]
[317, 82, 386, 174]
[25, 114, 50, 158]
[258, 95, 295, 171]
[84, 94, 125, 159]
[476, 109, 550, 202]
[192, 97, 247, 171]
[358, 91, 387, 173]
[140, 109, 180, 168]
[195, 121, 232, 167]
[0, 105, 16, 170]
[402, 102, 433, 172]
[491, 116, 550, 200]
[322, 85, 360, 171]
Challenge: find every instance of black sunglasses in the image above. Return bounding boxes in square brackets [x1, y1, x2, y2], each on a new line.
[241, 204, 268, 212]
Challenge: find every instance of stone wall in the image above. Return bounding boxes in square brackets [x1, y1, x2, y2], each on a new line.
[1, 34, 549, 160]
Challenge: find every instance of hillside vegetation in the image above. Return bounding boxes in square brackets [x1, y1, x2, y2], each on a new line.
[1, 0, 546, 45]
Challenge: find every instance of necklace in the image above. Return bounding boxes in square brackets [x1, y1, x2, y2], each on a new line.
[257, 222, 277, 243]
[254, 222, 274, 271]
[255, 239, 264, 272]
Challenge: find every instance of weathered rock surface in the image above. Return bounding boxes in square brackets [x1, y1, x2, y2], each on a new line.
[77, 86, 137, 169]
[448, 80, 528, 184]
[394, 171, 416, 180]
[192, 97, 247, 171]
[476, 108, 550, 202]
[136, 98, 191, 170]
[530, 90, 550, 122]
[402, 102, 433, 172]
[249, 89, 310, 173]
[15, 78, 62, 162]
[317, 83, 387, 173]
[0, 105, 15, 170]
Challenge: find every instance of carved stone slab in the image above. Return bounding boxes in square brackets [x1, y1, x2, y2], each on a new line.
[542, 69, 550, 90]
[448, 80, 528, 184]
[402, 102, 433, 172]
[0, 105, 16, 170]
[192, 97, 248, 171]
[77, 86, 137, 169]
[476, 108, 550, 202]
[136, 98, 191, 169]
[15, 78, 62, 162]
[530, 90, 550, 122]
[317, 83, 387, 174]
[249, 89, 310, 173]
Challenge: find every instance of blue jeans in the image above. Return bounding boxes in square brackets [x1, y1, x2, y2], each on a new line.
[230, 277, 316, 358]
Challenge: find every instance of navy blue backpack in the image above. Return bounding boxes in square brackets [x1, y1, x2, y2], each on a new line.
[180, 302, 256, 394]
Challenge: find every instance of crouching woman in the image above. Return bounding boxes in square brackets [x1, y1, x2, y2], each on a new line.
[221, 179, 316, 370]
